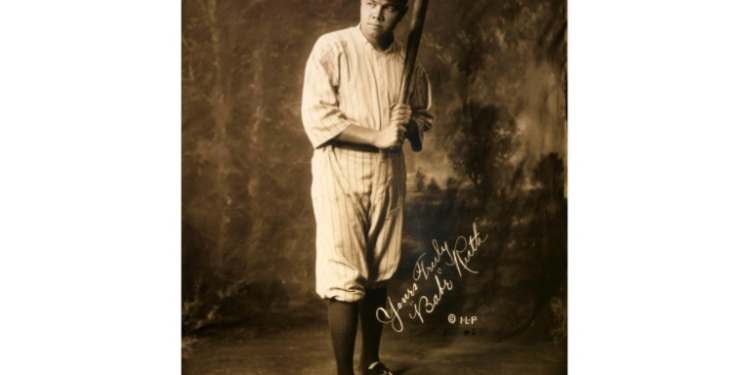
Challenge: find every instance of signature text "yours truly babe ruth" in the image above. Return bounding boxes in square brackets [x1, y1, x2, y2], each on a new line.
[376, 222, 488, 332]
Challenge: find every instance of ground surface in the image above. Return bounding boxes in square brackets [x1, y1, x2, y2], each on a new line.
[183, 324, 566, 375]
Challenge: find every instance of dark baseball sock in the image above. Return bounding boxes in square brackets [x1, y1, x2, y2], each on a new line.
[360, 287, 388, 369]
[328, 298, 359, 375]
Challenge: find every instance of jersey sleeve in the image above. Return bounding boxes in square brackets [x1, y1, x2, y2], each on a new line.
[408, 64, 434, 144]
[301, 37, 358, 149]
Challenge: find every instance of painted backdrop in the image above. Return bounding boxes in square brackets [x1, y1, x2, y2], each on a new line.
[182, 0, 566, 370]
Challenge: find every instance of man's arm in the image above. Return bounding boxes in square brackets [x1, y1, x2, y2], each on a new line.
[301, 39, 358, 149]
[337, 122, 406, 150]
[301, 38, 404, 150]
[405, 64, 434, 149]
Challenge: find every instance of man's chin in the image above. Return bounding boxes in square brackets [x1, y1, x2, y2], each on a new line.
[364, 29, 383, 40]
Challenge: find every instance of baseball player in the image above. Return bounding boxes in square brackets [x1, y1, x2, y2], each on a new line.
[301, 1, 432, 374]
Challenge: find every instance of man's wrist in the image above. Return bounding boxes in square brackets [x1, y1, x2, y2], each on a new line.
[369, 128, 381, 148]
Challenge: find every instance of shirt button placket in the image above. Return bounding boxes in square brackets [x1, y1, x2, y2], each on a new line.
[378, 55, 387, 122]
[374, 53, 389, 162]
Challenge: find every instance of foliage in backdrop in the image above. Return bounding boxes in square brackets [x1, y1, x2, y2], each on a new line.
[182, 0, 566, 344]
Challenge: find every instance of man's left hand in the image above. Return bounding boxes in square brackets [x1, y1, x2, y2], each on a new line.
[389, 104, 412, 152]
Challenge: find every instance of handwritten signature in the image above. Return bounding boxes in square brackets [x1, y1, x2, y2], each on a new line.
[376, 222, 488, 332]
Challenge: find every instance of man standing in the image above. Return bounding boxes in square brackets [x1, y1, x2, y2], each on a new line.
[301, 1, 432, 374]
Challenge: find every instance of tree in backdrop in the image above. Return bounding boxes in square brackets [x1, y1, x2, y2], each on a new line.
[432, 0, 567, 339]
[181, 0, 568, 344]
[182, 0, 330, 333]
[415, 168, 426, 192]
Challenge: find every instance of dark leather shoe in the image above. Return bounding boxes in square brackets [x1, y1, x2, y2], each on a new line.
[364, 361, 394, 375]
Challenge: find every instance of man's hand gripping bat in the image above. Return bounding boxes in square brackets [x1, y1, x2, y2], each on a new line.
[397, 0, 429, 152]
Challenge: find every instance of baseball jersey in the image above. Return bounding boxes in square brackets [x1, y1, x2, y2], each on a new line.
[301, 25, 433, 302]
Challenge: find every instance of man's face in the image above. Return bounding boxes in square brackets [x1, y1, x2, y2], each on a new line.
[360, 0, 407, 41]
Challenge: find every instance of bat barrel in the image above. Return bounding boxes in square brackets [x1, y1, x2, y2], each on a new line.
[398, 0, 429, 152]
[397, 0, 429, 105]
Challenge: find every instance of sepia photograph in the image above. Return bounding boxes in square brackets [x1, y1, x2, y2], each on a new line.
[182, 0, 567, 373]
[5, 1, 750, 375]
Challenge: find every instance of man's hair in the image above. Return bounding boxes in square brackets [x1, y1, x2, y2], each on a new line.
[361, 0, 409, 12]
[365, 0, 408, 6]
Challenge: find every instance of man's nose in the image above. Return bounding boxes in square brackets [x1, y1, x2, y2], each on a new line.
[371, 6, 384, 20]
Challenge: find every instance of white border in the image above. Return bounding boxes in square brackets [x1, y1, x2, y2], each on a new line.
[1, 0, 749, 373]
[0, 1, 180, 373]
[571, 0, 750, 373]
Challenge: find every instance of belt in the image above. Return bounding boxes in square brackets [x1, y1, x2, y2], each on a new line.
[331, 141, 381, 153]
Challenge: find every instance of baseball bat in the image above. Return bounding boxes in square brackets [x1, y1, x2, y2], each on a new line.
[398, 0, 429, 152]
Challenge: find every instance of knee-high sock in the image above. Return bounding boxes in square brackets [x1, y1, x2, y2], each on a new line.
[328, 299, 359, 375]
[360, 288, 388, 369]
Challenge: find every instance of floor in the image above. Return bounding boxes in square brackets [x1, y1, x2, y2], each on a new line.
[182, 324, 566, 375]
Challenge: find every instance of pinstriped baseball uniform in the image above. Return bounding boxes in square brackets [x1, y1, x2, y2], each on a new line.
[301, 25, 433, 303]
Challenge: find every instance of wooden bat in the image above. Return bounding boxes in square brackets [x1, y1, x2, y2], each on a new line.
[397, 0, 429, 152]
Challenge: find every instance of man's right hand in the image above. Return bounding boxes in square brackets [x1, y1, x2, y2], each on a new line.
[373, 123, 407, 150]
[373, 104, 411, 150]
